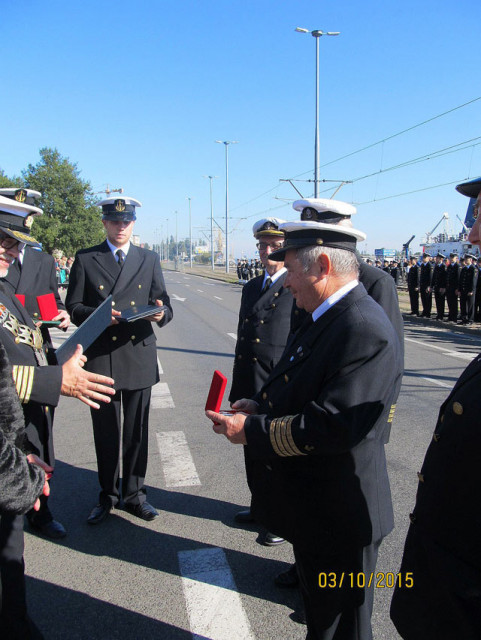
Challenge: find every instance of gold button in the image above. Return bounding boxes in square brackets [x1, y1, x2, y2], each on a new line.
[131, 335, 135, 340]
[45, 406, 49, 413]
[33, 312, 39, 317]
[255, 338, 260, 343]
[260, 320, 264, 324]
[268, 401, 273, 408]
[130, 301, 135, 306]
[274, 292, 279, 297]
[262, 392, 267, 400]
[15, 337, 20, 344]
[440, 414, 444, 423]
[112, 301, 116, 306]
[284, 374, 289, 383]
[138, 284, 142, 289]
[252, 357, 257, 362]
[112, 336, 117, 341]
[417, 472, 424, 483]
[245, 318, 249, 323]
[452, 402, 463, 415]
[294, 310, 299, 315]
[99, 285, 104, 290]
[271, 303, 276, 308]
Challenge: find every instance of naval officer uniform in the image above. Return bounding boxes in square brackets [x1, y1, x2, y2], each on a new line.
[66, 196, 173, 524]
[0, 188, 70, 538]
[229, 218, 292, 545]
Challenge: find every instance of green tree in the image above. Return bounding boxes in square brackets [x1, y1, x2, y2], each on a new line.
[0, 169, 22, 189]
[22, 148, 105, 255]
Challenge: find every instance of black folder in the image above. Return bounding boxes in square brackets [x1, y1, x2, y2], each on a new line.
[55, 295, 113, 365]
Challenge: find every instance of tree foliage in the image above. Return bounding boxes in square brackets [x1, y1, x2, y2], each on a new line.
[22, 148, 105, 256]
[0, 170, 22, 189]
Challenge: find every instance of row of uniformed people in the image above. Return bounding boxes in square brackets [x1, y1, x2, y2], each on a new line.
[236, 257, 262, 281]
[407, 251, 480, 323]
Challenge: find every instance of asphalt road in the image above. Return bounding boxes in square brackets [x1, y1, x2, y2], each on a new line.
[23, 272, 481, 639]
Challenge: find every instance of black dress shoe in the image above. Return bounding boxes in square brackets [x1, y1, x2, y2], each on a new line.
[87, 503, 112, 525]
[29, 519, 67, 539]
[262, 531, 286, 546]
[274, 563, 299, 588]
[124, 501, 159, 521]
[234, 509, 255, 524]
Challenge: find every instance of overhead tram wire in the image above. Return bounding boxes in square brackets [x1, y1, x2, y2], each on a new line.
[291, 95, 481, 177]
[349, 136, 481, 184]
[354, 178, 469, 205]
[225, 96, 481, 221]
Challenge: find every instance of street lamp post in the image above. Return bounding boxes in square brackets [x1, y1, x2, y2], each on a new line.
[203, 175, 218, 271]
[186, 197, 193, 268]
[215, 140, 238, 273]
[175, 211, 179, 261]
[166, 219, 169, 261]
[295, 27, 340, 197]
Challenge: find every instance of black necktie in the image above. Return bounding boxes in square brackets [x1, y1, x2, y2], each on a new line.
[261, 277, 272, 295]
[116, 249, 124, 268]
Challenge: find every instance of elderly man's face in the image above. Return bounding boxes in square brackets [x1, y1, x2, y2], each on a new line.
[468, 192, 481, 250]
[284, 249, 323, 312]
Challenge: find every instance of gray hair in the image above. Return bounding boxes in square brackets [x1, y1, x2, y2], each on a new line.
[297, 245, 359, 277]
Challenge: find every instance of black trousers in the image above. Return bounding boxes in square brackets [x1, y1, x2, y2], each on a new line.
[434, 291, 445, 319]
[90, 387, 152, 507]
[420, 288, 432, 317]
[460, 292, 475, 322]
[446, 289, 458, 321]
[408, 288, 419, 315]
[294, 539, 381, 640]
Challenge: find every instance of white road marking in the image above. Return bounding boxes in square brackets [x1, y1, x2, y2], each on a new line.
[185, 284, 191, 287]
[151, 382, 175, 409]
[171, 293, 186, 302]
[227, 333, 237, 341]
[197, 289, 204, 293]
[405, 337, 476, 361]
[156, 431, 201, 487]
[421, 377, 453, 389]
[214, 296, 223, 300]
[178, 547, 254, 640]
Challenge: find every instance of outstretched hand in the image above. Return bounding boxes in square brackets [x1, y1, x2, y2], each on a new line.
[61, 344, 115, 409]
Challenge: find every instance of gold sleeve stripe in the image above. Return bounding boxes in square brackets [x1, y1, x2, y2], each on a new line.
[12, 365, 35, 403]
[285, 417, 306, 456]
[269, 416, 307, 457]
[276, 418, 292, 456]
[269, 418, 289, 457]
[387, 404, 397, 423]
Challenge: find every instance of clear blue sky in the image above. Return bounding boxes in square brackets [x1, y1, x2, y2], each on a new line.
[2, 0, 480, 257]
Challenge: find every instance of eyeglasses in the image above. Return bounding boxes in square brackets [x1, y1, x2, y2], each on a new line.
[256, 241, 284, 251]
[0, 234, 20, 250]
